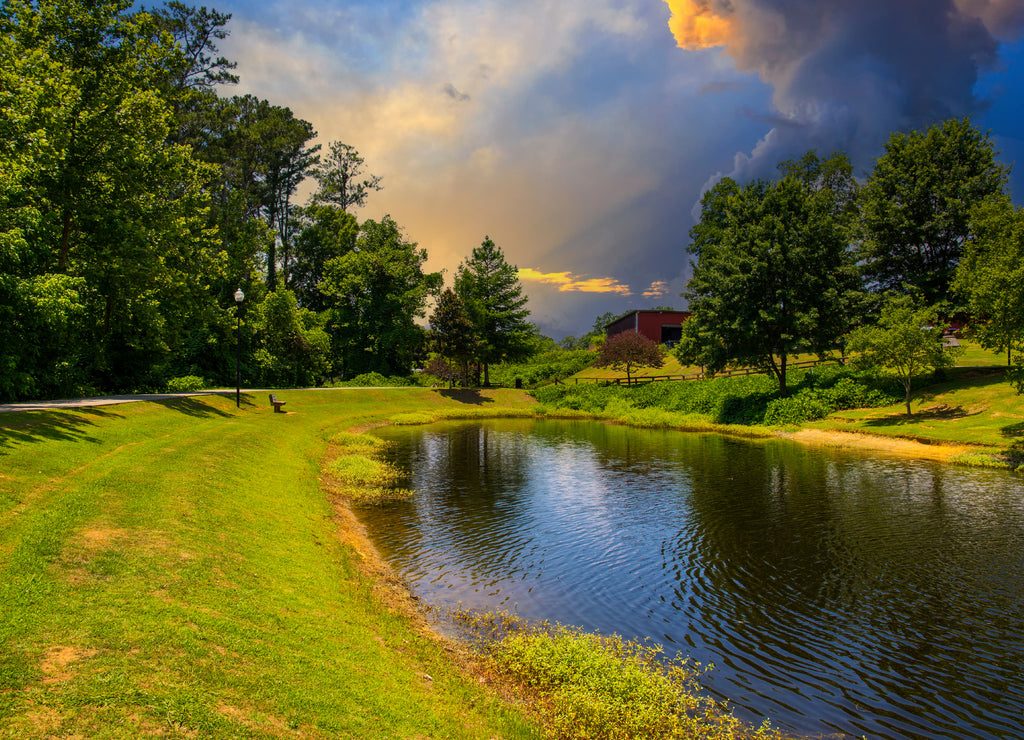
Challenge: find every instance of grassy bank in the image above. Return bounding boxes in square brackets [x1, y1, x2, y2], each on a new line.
[2, 377, 1018, 738]
[0, 388, 541, 739]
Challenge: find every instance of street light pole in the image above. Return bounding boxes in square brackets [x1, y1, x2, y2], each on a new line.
[234, 288, 244, 408]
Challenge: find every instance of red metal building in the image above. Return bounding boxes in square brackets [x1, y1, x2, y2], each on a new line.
[605, 310, 691, 347]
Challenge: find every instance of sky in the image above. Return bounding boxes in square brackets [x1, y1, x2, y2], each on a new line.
[211, 0, 1024, 339]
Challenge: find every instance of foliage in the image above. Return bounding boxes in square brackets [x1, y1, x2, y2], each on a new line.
[594, 331, 665, 384]
[534, 365, 900, 426]
[680, 160, 859, 397]
[480, 615, 780, 740]
[165, 375, 206, 392]
[455, 236, 533, 385]
[488, 350, 597, 388]
[859, 118, 1008, 304]
[334, 372, 411, 387]
[845, 293, 959, 415]
[953, 195, 1024, 368]
[309, 140, 382, 212]
[429, 288, 479, 385]
[291, 204, 358, 311]
[321, 216, 442, 378]
[251, 288, 330, 387]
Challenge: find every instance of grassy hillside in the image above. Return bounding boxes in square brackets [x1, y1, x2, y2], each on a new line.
[568, 341, 1007, 384]
[0, 389, 540, 739]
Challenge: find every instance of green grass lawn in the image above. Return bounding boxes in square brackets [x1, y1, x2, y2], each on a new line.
[810, 366, 1024, 450]
[0, 388, 541, 739]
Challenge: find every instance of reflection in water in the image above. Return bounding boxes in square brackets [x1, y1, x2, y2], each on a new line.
[362, 419, 1024, 740]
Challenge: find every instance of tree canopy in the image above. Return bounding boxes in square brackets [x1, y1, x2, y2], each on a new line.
[953, 195, 1024, 367]
[594, 331, 665, 384]
[859, 118, 1008, 305]
[679, 163, 859, 396]
[845, 293, 958, 415]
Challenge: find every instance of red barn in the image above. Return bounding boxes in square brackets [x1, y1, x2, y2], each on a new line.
[605, 310, 691, 348]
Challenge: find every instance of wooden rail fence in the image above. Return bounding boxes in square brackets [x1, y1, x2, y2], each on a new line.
[567, 357, 845, 386]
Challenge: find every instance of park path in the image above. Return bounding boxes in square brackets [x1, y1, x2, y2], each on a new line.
[0, 386, 412, 413]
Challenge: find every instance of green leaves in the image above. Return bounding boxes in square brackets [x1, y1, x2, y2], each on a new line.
[682, 166, 858, 396]
[859, 118, 1008, 304]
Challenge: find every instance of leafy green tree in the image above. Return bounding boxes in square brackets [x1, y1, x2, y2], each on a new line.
[1, 0, 221, 394]
[594, 331, 665, 384]
[310, 141, 381, 212]
[680, 173, 859, 396]
[428, 288, 479, 387]
[251, 288, 330, 387]
[454, 236, 532, 386]
[859, 118, 1008, 304]
[291, 204, 358, 311]
[320, 216, 441, 378]
[845, 293, 958, 416]
[953, 196, 1024, 367]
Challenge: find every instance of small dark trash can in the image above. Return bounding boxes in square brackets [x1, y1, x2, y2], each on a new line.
[515, 377, 522, 389]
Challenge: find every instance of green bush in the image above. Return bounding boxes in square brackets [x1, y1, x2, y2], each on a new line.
[336, 372, 411, 387]
[485, 619, 780, 740]
[165, 375, 206, 392]
[535, 366, 901, 426]
[489, 350, 597, 388]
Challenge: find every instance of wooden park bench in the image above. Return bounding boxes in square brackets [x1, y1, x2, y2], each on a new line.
[269, 393, 287, 413]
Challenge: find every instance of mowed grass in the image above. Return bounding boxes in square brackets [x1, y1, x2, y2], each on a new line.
[810, 366, 1024, 449]
[0, 388, 541, 739]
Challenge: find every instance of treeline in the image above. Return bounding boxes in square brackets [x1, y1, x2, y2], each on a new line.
[676, 118, 1024, 398]
[1, 0, 498, 402]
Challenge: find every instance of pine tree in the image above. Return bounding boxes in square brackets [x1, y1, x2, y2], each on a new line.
[454, 237, 532, 386]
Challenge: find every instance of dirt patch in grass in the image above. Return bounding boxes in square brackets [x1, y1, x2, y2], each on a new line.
[40, 645, 97, 685]
[784, 428, 971, 461]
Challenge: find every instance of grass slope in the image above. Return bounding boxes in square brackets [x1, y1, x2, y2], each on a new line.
[0, 389, 539, 739]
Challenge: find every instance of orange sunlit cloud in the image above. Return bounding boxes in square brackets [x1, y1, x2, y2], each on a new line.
[642, 281, 669, 298]
[663, 0, 737, 50]
[519, 268, 633, 296]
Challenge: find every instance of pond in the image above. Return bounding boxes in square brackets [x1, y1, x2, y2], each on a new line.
[360, 419, 1024, 739]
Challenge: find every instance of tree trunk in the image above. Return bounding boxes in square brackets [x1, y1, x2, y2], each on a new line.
[904, 380, 913, 416]
[483, 362, 490, 387]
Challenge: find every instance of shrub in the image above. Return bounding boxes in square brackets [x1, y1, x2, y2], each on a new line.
[484, 617, 781, 740]
[337, 372, 411, 387]
[165, 375, 206, 392]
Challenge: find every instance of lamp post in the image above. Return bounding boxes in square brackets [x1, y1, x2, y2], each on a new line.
[234, 288, 244, 408]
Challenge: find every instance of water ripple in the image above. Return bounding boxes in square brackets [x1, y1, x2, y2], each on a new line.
[361, 419, 1024, 740]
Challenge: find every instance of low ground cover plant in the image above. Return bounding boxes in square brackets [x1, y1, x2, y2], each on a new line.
[460, 612, 780, 740]
[534, 366, 902, 426]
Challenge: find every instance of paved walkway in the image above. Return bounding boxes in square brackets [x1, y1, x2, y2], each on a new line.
[0, 386, 414, 414]
[0, 390, 241, 413]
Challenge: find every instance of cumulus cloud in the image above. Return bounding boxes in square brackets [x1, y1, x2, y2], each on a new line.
[519, 268, 633, 296]
[663, 0, 1024, 191]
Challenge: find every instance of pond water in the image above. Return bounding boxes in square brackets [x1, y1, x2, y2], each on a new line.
[361, 419, 1024, 739]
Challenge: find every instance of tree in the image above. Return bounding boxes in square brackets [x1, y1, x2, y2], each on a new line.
[680, 172, 859, 396]
[454, 236, 532, 386]
[0, 0, 222, 394]
[859, 118, 1009, 305]
[953, 195, 1024, 367]
[251, 288, 330, 387]
[428, 288, 478, 387]
[290, 204, 358, 311]
[593, 331, 664, 384]
[320, 216, 441, 378]
[845, 293, 958, 416]
[310, 141, 381, 212]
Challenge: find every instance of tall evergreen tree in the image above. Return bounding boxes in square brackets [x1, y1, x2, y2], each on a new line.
[454, 236, 532, 386]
